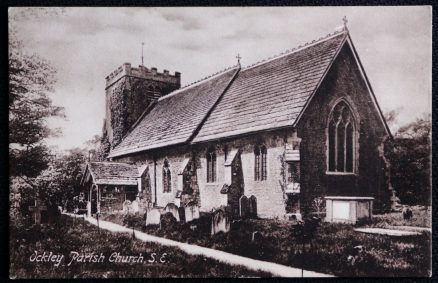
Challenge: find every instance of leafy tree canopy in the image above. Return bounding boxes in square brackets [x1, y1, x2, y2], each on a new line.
[9, 16, 65, 178]
[385, 111, 431, 205]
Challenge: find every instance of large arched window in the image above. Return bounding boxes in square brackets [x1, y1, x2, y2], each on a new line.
[328, 101, 355, 173]
[254, 145, 267, 181]
[162, 159, 171, 193]
[206, 147, 216, 183]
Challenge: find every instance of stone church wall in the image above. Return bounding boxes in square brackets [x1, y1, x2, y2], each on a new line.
[104, 63, 180, 149]
[196, 131, 293, 218]
[112, 44, 390, 216]
[296, 43, 391, 213]
[191, 130, 294, 218]
[113, 129, 296, 218]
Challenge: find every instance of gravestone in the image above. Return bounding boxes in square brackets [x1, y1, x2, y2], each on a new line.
[178, 206, 186, 224]
[248, 195, 257, 218]
[402, 207, 413, 220]
[29, 199, 47, 225]
[239, 195, 249, 218]
[123, 200, 132, 214]
[252, 231, 263, 242]
[131, 200, 139, 213]
[87, 201, 91, 217]
[185, 202, 200, 223]
[165, 203, 180, 222]
[211, 209, 230, 235]
[146, 208, 161, 226]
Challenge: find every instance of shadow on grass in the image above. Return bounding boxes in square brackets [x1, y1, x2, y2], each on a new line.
[101, 211, 431, 277]
[10, 214, 271, 279]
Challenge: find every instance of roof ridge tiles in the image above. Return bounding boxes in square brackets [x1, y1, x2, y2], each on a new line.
[160, 64, 239, 101]
[243, 29, 346, 71]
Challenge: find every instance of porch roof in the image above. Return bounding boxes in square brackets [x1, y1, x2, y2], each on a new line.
[82, 162, 139, 186]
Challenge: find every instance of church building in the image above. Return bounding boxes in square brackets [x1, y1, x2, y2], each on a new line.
[81, 26, 392, 221]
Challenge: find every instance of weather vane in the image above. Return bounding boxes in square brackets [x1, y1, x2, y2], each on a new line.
[141, 42, 145, 66]
[236, 53, 242, 66]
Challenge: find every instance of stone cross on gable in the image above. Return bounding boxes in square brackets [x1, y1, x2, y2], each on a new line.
[236, 53, 242, 66]
[342, 16, 348, 30]
[29, 199, 47, 225]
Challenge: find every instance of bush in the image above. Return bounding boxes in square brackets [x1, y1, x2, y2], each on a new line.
[122, 213, 144, 228]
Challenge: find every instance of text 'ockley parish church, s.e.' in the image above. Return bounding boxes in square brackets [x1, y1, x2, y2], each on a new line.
[80, 25, 393, 223]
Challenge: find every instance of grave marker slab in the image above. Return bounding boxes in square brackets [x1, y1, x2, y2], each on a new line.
[29, 199, 47, 225]
[249, 195, 257, 218]
[252, 231, 263, 242]
[185, 202, 200, 223]
[123, 200, 132, 214]
[239, 195, 249, 218]
[131, 200, 139, 213]
[211, 209, 230, 235]
[146, 208, 161, 226]
[178, 206, 186, 223]
[165, 203, 180, 222]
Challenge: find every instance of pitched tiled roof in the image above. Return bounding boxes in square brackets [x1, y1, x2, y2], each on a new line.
[192, 31, 347, 142]
[108, 68, 239, 157]
[84, 162, 139, 185]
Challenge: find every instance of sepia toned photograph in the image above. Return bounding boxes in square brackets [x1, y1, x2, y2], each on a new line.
[9, 6, 432, 278]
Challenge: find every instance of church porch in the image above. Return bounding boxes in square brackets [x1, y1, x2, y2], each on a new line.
[80, 161, 145, 216]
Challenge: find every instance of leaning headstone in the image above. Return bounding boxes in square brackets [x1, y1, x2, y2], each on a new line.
[211, 209, 230, 235]
[145, 208, 161, 226]
[248, 195, 257, 218]
[165, 203, 180, 222]
[239, 195, 249, 218]
[185, 202, 200, 222]
[131, 200, 139, 213]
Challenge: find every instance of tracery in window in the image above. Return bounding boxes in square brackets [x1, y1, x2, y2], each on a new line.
[327, 101, 355, 173]
[254, 145, 267, 180]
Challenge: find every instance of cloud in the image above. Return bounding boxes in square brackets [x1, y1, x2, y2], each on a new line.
[9, 7, 431, 150]
[161, 12, 201, 30]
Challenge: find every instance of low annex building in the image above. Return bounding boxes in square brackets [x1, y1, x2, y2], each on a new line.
[81, 26, 392, 222]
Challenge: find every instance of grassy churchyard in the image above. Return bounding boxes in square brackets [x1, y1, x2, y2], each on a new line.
[10, 206, 431, 278]
[9, 214, 271, 279]
[103, 205, 431, 277]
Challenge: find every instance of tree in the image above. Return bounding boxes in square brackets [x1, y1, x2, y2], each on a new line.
[9, 24, 65, 178]
[9, 9, 67, 224]
[85, 134, 108, 161]
[385, 112, 431, 205]
[13, 148, 88, 216]
[38, 148, 88, 209]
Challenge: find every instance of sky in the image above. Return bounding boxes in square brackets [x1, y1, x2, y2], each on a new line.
[9, 7, 432, 151]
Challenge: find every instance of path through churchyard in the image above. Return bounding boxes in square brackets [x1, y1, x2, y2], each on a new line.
[64, 213, 332, 277]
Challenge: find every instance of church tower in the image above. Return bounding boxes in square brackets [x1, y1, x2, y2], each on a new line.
[102, 63, 181, 153]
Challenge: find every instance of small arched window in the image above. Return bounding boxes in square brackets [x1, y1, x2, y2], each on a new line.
[206, 147, 216, 183]
[254, 145, 268, 181]
[162, 159, 171, 193]
[254, 146, 260, 180]
[261, 146, 267, 180]
[328, 101, 355, 173]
